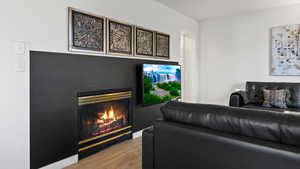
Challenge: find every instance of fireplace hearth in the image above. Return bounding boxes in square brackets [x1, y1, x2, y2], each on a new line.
[78, 89, 133, 159]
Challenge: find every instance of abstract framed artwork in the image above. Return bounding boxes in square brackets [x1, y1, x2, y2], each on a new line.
[155, 32, 170, 59]
[135, 27, 155, 57]
[68, 8, 106, 54]
[107, 19, 134, 56]
[271, 24, 300, 76]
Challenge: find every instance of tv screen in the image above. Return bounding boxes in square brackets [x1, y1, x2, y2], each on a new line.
[143, 64, 181, 105]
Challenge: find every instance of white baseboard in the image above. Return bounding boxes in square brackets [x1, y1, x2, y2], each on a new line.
[133, 126, 153, 139]
[132, 129, 143, 139]
[39, 154, 78, 169]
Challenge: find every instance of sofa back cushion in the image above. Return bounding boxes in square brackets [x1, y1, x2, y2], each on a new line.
[246, 82, 300, 107]
[286, 86, 300, 108]
[161, 101, 300, 147]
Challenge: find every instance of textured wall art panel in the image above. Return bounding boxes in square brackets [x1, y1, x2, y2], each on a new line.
[271, 24, 300, 75]
[135, 27, 154, 56]
[69, 8, 105, 53]
[68, 8, 171, 59]
[155, 32, 170, 58]
[108, 19, 133, 55]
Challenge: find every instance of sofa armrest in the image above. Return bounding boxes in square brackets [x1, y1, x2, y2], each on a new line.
[229, 90, 248, 107]
[142, 127, 154, 169]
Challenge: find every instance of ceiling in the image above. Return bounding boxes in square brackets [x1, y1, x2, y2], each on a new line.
[155, 0, 300, 21]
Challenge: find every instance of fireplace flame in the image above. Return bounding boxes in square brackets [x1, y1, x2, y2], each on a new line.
[108, 106, 116, 120]
[100, 106, 117, 121]
[97, 105, 124, 124]
[87, 105, 128, 136]
[102, 111, 108, 120]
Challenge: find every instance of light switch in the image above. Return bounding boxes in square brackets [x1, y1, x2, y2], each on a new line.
[16, 55, 25, 72]
[13, 41, 28, 72]
[14, 41, 26, 55]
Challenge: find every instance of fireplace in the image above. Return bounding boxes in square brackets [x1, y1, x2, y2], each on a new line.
[78, 89, 132, 158]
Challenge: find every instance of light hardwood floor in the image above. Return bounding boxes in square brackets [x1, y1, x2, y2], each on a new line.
[65, 137, 142, 169]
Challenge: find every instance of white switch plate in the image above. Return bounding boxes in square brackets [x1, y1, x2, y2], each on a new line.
[13, 41, 29, 72]
[14, 41, 26, 55]
[16, 55, 25, 72]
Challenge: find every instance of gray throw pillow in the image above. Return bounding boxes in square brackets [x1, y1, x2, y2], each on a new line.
[262, 89, 287, 109]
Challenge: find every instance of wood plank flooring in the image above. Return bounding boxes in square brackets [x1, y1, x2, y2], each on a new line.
[65, 137, 142, 169]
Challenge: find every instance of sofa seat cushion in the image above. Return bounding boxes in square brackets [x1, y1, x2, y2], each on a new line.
[285, 108, 300, 113]
[241, 104, 285, 112]
[241, 104, 300, 113]
[161, 101, 300, 147]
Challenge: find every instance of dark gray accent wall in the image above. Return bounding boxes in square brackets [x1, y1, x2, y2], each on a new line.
[30, 51, 177, 169]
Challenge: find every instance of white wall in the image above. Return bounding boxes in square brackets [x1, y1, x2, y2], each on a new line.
[0, 0, 199, 168]
[199, 5, 300, 105]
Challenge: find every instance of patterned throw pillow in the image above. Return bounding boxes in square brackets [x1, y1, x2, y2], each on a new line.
[262, 89, 287, 109]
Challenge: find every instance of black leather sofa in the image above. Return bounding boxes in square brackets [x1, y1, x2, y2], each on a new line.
[230, 81, 300, 112]
[142, 101, 300, 169]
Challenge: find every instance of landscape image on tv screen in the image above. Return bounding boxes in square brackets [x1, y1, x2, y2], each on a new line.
[143, 64, 181, 105]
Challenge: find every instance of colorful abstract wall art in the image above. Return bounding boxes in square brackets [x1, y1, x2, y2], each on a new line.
[271, 24, 300, 75]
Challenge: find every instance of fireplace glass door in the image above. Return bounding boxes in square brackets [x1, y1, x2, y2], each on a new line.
[78, 90, 131, 142]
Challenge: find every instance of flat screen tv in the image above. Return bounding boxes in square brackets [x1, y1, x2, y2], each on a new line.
[143, 64, 181, 105]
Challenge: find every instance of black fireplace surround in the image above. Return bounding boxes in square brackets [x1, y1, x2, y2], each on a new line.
[30, 51, 178, 168]
[143, 101, 300, 169]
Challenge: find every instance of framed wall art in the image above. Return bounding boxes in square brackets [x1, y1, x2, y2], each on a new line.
[68, 8, 106, 54]
[271, 24, 300, 76]
[107, 19, 134, 56]
[155, 32, 170, 59]
[135, 27, 155, 57]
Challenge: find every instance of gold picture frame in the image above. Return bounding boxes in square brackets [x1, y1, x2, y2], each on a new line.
[68, 7, 106, 54]
[107, 18, 134, 56]
[155, 31, 170, 59]
[134, 26, 155, 57]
